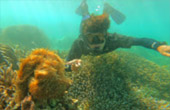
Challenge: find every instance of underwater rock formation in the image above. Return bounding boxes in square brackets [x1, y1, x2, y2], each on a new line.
[67, 51, 170, 110]
[15, 48, 74, 109]
[0, 43, 19, 70]
[0, 25, 50, 49]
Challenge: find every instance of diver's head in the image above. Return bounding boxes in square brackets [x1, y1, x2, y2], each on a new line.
[83, 32, 106, 51]
[81, 14, 110, 51]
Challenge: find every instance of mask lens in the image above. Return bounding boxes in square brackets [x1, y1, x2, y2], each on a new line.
[86, 33, 105, 44]
[87, 36, 93, 43]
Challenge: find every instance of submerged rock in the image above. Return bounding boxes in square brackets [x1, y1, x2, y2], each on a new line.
[0, 25, 50, 50]
[67, 51, 170, 110]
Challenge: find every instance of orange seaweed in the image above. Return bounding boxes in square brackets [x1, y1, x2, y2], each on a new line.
[15, 48, 71, 104]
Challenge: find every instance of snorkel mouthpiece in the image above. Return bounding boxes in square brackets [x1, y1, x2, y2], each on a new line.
[90, 36, 104, 44]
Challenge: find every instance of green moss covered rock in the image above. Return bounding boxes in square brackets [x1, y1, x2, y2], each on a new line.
[67, 51, 170, 110]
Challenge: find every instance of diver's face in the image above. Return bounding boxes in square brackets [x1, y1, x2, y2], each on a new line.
[88, 41, 105, 51]
[84, 32, 106, 51]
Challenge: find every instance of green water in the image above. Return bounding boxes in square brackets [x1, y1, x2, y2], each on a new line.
[0, 1, 170, 109]
[0, 0, 170, 65]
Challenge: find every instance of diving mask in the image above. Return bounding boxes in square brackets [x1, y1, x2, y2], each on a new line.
[84, 32, 106, 45]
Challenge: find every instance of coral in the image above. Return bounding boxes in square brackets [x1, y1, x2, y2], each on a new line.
[13, 45, 31, 60]
[67, 51, 170, 110]
[15, 49, 72, 105]
[0, 64, 17, 109]
[0, 43, 19, 70]
[0, 25, 50, 50]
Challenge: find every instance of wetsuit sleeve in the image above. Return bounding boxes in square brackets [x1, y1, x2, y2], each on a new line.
[66, 39, 83, 61]
[113, 33, 167, 50]
[132, 38, 167, 50]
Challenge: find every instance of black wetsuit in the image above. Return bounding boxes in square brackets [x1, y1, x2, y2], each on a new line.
[67, 33, 165, 61]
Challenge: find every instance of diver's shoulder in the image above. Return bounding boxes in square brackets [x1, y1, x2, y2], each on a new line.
[107, 32, 127, 39]
[107, 32, 121, 37]
[74, 36, 84, 43]
[106, 32, 119, 40]
[73, 35, 85, 46]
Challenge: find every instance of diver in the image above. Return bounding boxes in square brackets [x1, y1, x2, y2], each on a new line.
[66, 0, 170, 70]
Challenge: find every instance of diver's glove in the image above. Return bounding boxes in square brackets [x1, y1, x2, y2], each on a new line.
[157, 45, 170, 57]
[66, 59, 82, 72]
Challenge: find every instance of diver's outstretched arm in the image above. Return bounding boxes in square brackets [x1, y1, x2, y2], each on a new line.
[75, 0, 89, 17]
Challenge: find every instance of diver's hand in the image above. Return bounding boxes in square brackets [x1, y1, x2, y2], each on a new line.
[157, 45, 170, 57]
[66, 59, 82, 71]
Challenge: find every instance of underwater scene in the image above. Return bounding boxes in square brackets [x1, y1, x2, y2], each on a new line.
[0, 0, 170, 110]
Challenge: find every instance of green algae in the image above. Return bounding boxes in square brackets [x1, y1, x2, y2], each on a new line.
[67, 51, 170, 110]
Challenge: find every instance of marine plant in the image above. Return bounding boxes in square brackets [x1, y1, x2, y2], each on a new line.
[15, 48, 72, 104]
[13, 45, 32, 60]
[0, 43, 19, 70]
[67, 51, 170, 110]
[0, 64, 17, 109]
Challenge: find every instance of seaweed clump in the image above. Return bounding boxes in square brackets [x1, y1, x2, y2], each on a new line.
[0, 25, 50, 50]
[67, 51, 170, 110]
[14, 48, 76, 109]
